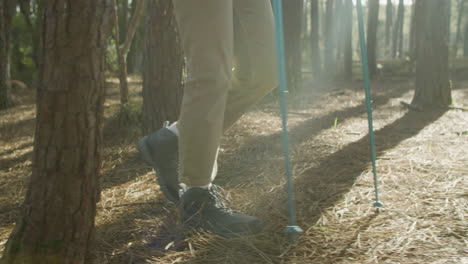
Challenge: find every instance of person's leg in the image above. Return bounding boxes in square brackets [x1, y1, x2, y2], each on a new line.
[223, 0, 278, 132]
[172, 0, 233, 187]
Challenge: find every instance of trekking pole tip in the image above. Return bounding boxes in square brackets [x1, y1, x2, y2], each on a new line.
[285, 225, 303, 243]
[373, 201, 383, 207]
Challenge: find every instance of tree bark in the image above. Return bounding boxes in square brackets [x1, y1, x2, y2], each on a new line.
[0, 0, 15, 109]
[412, 0, 451, 108]
[283, 0, 303, 91]
[0, 1, 113, 263]
[310, 0, 321, 77]
[343, 0, 353, 80]
[367, 0, 380, 77]
[142, 0, 184, 134]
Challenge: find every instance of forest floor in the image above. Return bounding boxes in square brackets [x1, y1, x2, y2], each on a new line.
[0, 73, 467, 264]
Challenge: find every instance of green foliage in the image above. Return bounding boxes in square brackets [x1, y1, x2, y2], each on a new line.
[106, 38, 119, 74]
[11, 12, 36, 83]
[118, 100, 142, 126]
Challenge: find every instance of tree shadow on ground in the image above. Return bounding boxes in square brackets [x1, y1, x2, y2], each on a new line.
[183, 107, 446, 263]
[216, 80, 412, 186]
[94, 81, 432, 263]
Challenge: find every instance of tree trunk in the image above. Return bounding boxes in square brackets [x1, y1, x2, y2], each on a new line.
[283, 0, 303, 91]
[142, 0, 184, 134]
[409, 0, 417, 60]
[310, 0, 321, 77]
[398, 0, 405, 58]
[465, 22, 468, 57]
[120, 0, 128, 40]
[0, 0, 15, 109]
[343, 0, 353, 80]
[385, 0, 393, 55]
[324, 0, 335, 77]
[412, 0, 451, 108]
[367, 0, 380, 77]
[113, 0, 146, 106]
[454, 0, 466, 57]
[392, 0, 404, 58]
[0, 1, 112, 263]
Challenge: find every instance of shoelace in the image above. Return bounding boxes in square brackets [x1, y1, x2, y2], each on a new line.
[206, 187, 234, 215]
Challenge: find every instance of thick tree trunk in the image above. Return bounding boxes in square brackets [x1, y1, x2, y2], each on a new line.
[310, 0, 321, 77]
[142, 0, 184, 134]
[367, 0, 380, 77]
[0, 1, 112, 263]
[283, 0, 303, 91]
[0, 0, 15, 109]
[412, 0, 451, 108]
[392, 0, 404, 58]
[343, 0, 353, 80]
[454, 0, 466, 57]
[324, 0, 335, 77]
[385, 0, 393, 52]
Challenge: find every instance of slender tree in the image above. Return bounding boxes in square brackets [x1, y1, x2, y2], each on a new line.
[465, 22, 468, 57]
[392, 0, 405, 58]
[367, 0, 380, 77]
[409, 0, 417, 60]
[113, 0, 146, 106]
[385, 0, 393, 54]
[397, 0, 405, 58]
[310, 0, 321, 76]
[324, 0, 335, 77]
[343, 0, 353, 80]
[0, 0, 15, 109]
[283, 0, 303, 91]
[142, 0, 184, 133]
[454, 0, 466, 57]
[0, 1, 113, 263]
[412, 0, 451, 108]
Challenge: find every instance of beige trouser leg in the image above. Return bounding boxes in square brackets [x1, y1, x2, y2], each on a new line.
[173, 0, 278, 186]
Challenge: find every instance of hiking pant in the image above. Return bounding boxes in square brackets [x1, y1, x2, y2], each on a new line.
[173, 0, 278, 186]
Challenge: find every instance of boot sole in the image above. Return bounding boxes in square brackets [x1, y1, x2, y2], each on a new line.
[137, 136, 180, 203]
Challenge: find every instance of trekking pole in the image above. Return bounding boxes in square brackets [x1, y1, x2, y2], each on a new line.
[272, 0, 303, 242]
[356, 0, 383, 208]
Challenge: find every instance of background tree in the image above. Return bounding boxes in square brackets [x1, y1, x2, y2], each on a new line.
[310, 0, 321, 77]
[367, 0, 380, 77]
[385, 0, 393, 55]
[454, 0, 466, 57]
[343, 0, 353, 80]
[412, 0, 451, 108]
[142, 0, 184, 134]
[324, 0, 335, 77]
[0, 0, 113, 263]
[465, 22, 468, 57]
[0, 0, 16, 109]
[392, 0, 405, 58]
[283, 0, 303, 91]
[113, 0, 146, 106]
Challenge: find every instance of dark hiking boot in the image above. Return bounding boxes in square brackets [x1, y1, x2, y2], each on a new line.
[179, 187, 263, 237]
[137, 127, 180, 202]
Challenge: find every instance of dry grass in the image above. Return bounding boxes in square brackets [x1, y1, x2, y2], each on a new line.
[1, 75, 467, 263]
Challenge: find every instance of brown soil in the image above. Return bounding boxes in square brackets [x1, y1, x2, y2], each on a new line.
[1, 75, 467, 264]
